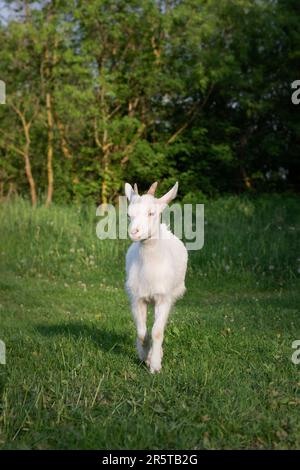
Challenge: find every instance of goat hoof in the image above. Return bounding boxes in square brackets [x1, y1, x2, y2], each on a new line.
[149, 362, 161, 374]
[148, 354, 162, 373]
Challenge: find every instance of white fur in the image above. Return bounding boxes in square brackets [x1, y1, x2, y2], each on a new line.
[125, 182, 188, 373]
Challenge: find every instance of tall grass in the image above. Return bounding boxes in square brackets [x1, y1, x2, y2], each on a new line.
[0, 194, 298, 283]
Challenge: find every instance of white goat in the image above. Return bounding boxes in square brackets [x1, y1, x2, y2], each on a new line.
[125, 181, 188, 373]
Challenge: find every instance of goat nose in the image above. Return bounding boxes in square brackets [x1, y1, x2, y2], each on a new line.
[130, 228, 140, 239]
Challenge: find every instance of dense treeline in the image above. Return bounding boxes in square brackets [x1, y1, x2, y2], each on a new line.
[0, 0, 299, 205]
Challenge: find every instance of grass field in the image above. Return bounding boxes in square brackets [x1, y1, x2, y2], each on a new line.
[0, 195, 300, 450]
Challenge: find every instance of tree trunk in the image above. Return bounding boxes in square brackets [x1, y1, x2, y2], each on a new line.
[8, 104, 38, 206]
[240, 166, 252, 190]
[20, 110, 38, 207]
[24, 126, 37, 207]
[101, 128, 110, 205]
[55, 113, 72, 159]
[101, 155, 109, 206]
[238, 131, 253, 190]
[45, 92, 54, 207]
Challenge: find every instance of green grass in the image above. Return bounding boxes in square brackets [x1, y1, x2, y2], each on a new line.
[0, 195, 300, 449]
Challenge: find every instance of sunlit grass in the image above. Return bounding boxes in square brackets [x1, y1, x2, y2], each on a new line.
[0, 195, 299, 449]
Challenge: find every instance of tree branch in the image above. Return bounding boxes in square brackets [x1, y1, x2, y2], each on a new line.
[167, 84, 214, 144]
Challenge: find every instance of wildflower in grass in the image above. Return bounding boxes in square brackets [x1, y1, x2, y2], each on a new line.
[222, 327, 231, 335]
[78, 281, 87, 292]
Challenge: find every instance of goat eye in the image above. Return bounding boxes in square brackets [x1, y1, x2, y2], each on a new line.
[148, 211, 155, 217]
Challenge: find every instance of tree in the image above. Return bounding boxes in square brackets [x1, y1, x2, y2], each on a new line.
[0, 0, 299, 204]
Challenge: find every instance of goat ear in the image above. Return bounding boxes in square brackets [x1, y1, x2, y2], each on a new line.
[157, 182, 178, 209]
[147, 181, 158, 196]
[133, 183, 139, 195]
[125, 183, 134, 201]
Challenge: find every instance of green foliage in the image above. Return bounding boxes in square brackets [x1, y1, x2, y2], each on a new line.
[0, 0, 299, 204]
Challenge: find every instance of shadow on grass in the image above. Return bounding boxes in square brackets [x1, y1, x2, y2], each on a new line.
[35, 322, 132, 357]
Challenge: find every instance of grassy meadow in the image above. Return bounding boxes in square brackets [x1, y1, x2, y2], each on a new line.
[0, 195, 300, 449]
